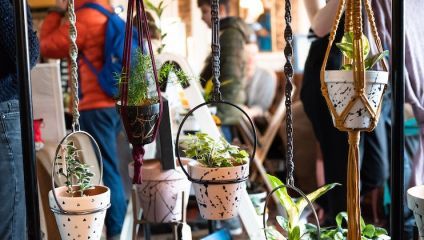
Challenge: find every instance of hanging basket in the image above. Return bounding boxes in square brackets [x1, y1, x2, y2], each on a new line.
[128, 159, 191, 223]
[320, 0, 390, 239]
[117, 102, 160, 145]
[175, 101, 257, 220]
[407, 185, 424, 239]
[49, 131, 110, 240]
[323, 70, 388, 130]
[118, 0, 163, 146]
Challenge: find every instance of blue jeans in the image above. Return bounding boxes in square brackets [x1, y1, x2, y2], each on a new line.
[79, 107, 127, 237]
[0, 100, 26, 239]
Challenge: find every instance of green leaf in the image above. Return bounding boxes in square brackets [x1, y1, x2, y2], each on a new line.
[362, 224, 375, 238]
[334, 232, 344, 240]
[276, 216, 289, 231]
[289, 226, 300, 240]
[336, 42, 354, 58]
[374, 227, 388, 236]
[336, 212, 348, 228]
[267, 175, 296, 215]
[341, 64, 353, 70]
[337, 32, 370, 59]
[295, 183, 340, 219]
[365, 50, 389, 70]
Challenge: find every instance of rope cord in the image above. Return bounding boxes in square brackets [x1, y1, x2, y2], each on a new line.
[211, 0, 222, 101]
[284, 0, 294, 186]
[67, 0, 80, 131]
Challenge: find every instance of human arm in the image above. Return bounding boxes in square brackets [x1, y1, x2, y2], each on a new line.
[305, 0, 340, 37]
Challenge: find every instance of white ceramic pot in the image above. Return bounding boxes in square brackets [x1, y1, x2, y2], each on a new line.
[407, 185, 424, 239]
[188, 160, 249, 220]
[48, 185, 110, 240]
[129, 159, 191, 223]
[324, 70, 388, 129]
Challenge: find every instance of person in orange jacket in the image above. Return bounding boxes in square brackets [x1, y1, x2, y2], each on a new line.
[40, 0, 126, 238]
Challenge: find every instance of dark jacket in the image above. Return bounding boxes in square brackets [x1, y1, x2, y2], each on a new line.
[200, 17, 251, 125]
[0, 0, 39, 102]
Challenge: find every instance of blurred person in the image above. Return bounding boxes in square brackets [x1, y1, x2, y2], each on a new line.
[198, 0, 251, 143]
[301, 0, 390, 224]
[244, 43, 276, 118]
[0, 0, 39, 238]
[40, 0, 126, 238]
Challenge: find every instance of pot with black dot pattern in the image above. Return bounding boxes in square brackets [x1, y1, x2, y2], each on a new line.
[323, 70, 388, 130]
[188, 160, 249, 220]
[48, 185, 110, 240]
[407, 185, 424, 239]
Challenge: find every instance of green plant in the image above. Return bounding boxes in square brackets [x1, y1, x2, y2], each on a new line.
[305, 212, 391, 240]
[336, 32, 389, 70]
[265, 174, 339, 240]
[118, 48, 159, 106]
[158, 62, 192, 87]
[57, 140, 95, 197]
[145, 0, 167, 54]
[182, 132, 249, 167]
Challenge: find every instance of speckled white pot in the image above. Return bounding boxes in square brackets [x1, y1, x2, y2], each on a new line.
[324, 70, 388, 129]
[48, 186, 110, 240]
[129, 159, 191, 223]
[407, 185, 424, 239]
[188, 161, 249, 220]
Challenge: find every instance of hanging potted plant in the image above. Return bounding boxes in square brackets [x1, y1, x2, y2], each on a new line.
[322, 32, 389, 130]
[407, 185, 424, 239]
[117, 0, 163, 184]
[117, 48, 160, 146]
[181, 132, 250, 220]
[49, 140, 110, 240]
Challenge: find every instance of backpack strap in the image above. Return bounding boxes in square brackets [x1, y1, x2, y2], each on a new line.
[79, 53, 99, 74]
[80, 2, 113, 18]
[77, 3, 113, 75]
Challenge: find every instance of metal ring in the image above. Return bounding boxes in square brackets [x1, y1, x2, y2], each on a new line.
[50, 203, 111, 216]
[50, 130, 104, 215]
[175, 100, 257, 185]
[263, 184, 321, 239]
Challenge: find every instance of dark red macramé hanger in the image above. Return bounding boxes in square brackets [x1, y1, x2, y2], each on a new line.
[118, 0, 163, 184]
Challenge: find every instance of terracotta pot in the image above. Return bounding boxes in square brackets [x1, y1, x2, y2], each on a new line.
[48, 185, 110, 240]
[188, 160, 249, 220]
[117, 102, 160, 145]
[129, 159, 191, 223]
[323, 70, 388, 130]
[407, 185, 424, 239]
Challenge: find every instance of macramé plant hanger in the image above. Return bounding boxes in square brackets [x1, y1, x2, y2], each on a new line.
[48, 1, 110, 239]
[118, 0, 163, 184]
[262, 0, 321, 238]
[174, 0, 258, 220]
[320, 0, 389, 239]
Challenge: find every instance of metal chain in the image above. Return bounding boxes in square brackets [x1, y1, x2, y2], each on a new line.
[67, 0, 80, 131]
[284, 0, 295, 186]
[211, 0, 222, 101]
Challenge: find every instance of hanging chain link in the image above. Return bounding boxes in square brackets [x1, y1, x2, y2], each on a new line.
[211, 0, 222, 101]
[284, 0, 295, 186]
[67, 0, 80, 131]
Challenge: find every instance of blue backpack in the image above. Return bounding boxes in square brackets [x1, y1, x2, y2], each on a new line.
[79, 3, 139, 98]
